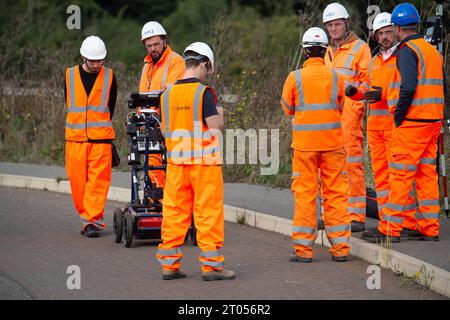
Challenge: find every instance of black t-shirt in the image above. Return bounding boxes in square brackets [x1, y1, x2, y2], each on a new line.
[174, 78, 218, 123]
[64, 65, 117, 119]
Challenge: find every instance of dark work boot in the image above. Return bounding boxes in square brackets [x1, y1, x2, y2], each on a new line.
[407, 229, 440, 241]
[351, 221, 365, 233]
[289, 254, 313, 263]
[361, 229, 400, 243]
[81, 224, 100, 238]
[332, 256, 348, 262]
[163, 269, 187, 280]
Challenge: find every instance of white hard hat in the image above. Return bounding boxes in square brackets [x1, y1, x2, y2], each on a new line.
[183, 42, 215, 74]
[302, 27, 329, 48]
[141, 21, 167, 41]
[372, 12, 392, 33]
[323, 3, 349, 24]
[80, 36, 107, 60]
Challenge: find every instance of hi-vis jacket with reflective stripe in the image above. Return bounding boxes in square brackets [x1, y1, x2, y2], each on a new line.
[139, 46, 185, 93]
[161, 82, 221, 165]
[366, 52, 396, 130]
[387, 38, 444, 121]
[325, 35, 371, 113]
[281, 57, 345, 151]
[65, 65, 115, 141]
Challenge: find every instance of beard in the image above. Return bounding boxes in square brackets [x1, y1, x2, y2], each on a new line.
[151, 46, 167, 63]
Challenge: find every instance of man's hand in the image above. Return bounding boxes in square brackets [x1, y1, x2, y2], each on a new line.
[364, 86, 382, 102]
[345, 85, 358, 97]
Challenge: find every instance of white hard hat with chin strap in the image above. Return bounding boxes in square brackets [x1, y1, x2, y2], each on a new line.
[183, 42, 215, 74]
[80, 36, 107, 60]
[302, 27, 329, 48]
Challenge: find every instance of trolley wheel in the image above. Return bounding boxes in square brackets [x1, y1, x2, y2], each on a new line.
[189, 223, 197, 246]
[123, 210, 134, 248]
[113, 208, 123, 243]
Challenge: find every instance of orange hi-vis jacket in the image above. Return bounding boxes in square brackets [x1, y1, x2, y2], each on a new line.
[281, 57, 345, 151]
[366, 52, 396, 130]
[325, 36, 371, 115]
[160, 82, 221, 165]
[387, 38, 444, 120]
[65, 65, 115, 141]
[139, 46, 186, 92]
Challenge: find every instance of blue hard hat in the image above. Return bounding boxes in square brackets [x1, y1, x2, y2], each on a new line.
[391, 3, 420, 26]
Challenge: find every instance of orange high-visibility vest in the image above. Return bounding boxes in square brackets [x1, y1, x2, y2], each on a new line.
[139, 46, 185, 93]
[281, 58, 345, 151]
[160, 82, 221, 165]
[65, 66, 115, 141]
[367, 52, 396, 130]
[387, 38, 444, 120]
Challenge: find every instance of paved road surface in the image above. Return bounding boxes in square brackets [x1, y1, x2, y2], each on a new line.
[0, 187, 446, 300]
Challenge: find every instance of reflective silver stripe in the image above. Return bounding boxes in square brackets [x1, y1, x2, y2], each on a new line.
[201, 260, 224, 269]
[68, 106, 109, 113]
[69, 67, 76, 107]
[387, 202, 404, 211]
[298, 103, 337, 111]
[294, 70, 305, 105]
[420, 78, 444, 85]
[407, 41, 425, 75]
[403, 203, 416, 211]
[389, 82, 401, 89]
[331, 70, 338, 105]
[382, 214, 403, 224]
[326, 224, 351, 233]
[389, 162, 417, 172]
[80, 218, 104, 228]
[165, 130, 213, 139]
[293, 238, 315, 246]
[335, 68, 358, 77]
[348, 196, 366, 204]
[86, 121, 112, 128]
[281, 97, 296, 112]
[377, 189, 389, 198]
[292, 172, 300, 178]
[200, 250, 222, 258]
[161, 55, 174, 88]
[420, 158, 435, 165]
[388, 99, 399, 107]
[101, 67, 111, 107]
[378, 203, 387, 211]
[293, 122, 341, 131]
[329, 237, 350, 245]
[66, 123, 86, 130]
[370, 109, 391, 116]
[419, 199, 440, 207]
[293, 226, 315, 234]
[418, 212, 439, 219]
[368, 55, 378, 77]
[158, 257, 181, 266]
[348, 207, 365, 214]
[347, 156, 363, 163]
[158, 247, 182, 256]
[163, 87, 172, 133]
[167, 146, 220, 159]
[411, 98, 445, 106]
[193, 84, 205, 140]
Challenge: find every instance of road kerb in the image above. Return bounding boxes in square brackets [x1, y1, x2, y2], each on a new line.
[1, 173, 449, 298]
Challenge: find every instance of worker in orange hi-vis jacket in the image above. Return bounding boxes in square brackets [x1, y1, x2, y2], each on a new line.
[323, 3, 372, 233]
[64, 36, 117, 238]
[138, 21, 185, 191]
[362, 3, 444, 243]
[281, 27, 351, 263]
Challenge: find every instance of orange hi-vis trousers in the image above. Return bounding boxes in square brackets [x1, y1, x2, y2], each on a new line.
[65, 141, 112, 230]
[292, 149, 351, 259]
[368, 129, 417, 226]
[156, 164, 225, 272]
[379, 121, 441, 237]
